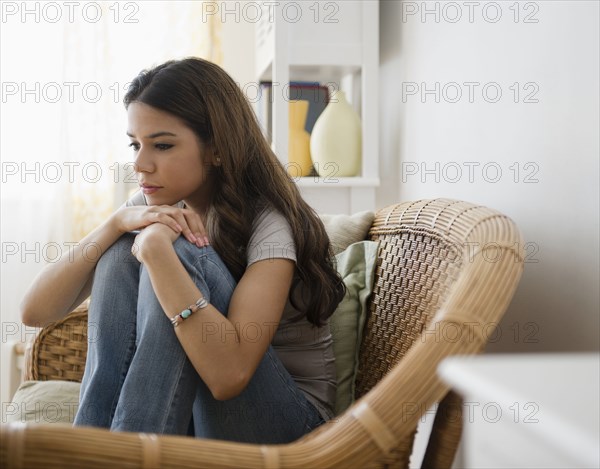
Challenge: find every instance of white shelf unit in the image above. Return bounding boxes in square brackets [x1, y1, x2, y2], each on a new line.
[255, 1, 379, 214]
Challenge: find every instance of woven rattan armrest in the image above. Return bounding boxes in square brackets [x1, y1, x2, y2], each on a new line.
[23, 300, 89, 382]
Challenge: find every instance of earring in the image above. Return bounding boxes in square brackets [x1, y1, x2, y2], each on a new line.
[216, 157, 221, 164]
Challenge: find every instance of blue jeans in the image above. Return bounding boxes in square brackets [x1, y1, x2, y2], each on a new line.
[73, 233, 324, 443]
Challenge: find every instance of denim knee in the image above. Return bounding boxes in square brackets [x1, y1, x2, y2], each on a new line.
[171, 235, 201, 259]
[97, 233, 138, 271]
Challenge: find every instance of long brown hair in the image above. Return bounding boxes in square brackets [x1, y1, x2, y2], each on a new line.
[124, 57, 345, 326]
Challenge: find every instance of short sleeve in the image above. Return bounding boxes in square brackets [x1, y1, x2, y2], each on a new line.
[247, 208, 296, 266]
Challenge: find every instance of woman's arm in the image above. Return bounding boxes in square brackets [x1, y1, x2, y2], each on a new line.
[20, 204, 207, 328]
[19, 215, 125, 327]
[137, 229, 294, 401]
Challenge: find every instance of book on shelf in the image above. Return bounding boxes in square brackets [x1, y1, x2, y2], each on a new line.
[257, 81, 330, 144]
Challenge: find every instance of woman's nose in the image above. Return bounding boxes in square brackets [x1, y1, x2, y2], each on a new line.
[133, 148, 154, 173]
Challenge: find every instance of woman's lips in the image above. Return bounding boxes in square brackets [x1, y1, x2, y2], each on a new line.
[141, 185, 162, 195]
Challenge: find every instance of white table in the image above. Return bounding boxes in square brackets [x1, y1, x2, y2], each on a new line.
[438, 354, 600, 469]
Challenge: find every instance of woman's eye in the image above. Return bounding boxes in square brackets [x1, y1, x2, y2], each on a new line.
[155, 143, 173, 151]
[129, 142, 140, 151]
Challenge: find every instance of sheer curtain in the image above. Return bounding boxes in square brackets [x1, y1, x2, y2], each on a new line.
[0, 1, 221, 402]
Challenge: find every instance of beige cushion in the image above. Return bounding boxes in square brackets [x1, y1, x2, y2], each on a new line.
[5, 380, 80, 424]
[329, 240, 379, 415]
[320, 211, 375, 255]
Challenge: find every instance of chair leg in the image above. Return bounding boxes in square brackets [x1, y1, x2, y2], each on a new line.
[420, 390, 463, 469]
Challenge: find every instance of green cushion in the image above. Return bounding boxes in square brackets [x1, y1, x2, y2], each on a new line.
[330, 240, 379, 415]
[4, 380, 81, 424]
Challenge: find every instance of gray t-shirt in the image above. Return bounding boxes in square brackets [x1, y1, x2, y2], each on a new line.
[247, 205, 336, 420]
[125, 192, 336, 420]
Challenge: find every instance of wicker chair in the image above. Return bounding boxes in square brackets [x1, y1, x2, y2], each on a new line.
[1, 198, 524, 469]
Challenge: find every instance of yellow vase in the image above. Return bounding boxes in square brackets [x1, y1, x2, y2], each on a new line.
[288, 100, 312, 178]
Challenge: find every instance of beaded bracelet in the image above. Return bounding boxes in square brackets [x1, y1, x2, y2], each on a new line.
[170, 297, 208, 327]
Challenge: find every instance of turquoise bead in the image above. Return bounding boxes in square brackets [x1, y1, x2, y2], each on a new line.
[181, 309, 192, 319]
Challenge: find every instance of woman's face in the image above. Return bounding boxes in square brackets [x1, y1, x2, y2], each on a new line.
[127, 102, 215, 211]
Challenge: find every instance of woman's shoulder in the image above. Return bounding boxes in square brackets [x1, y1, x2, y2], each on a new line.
[251, 203, 291, 233]
[247, 203, 296, 265]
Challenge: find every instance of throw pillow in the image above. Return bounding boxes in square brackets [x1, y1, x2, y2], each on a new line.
[320, 211, 375, 255]
[330, 240, 379, 415]
[4, 380, 81, 424]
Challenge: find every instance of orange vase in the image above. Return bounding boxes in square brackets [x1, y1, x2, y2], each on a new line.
[287, 100, 312, 178]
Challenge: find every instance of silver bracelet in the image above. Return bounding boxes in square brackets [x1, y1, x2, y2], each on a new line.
[170, 297, 208, 327]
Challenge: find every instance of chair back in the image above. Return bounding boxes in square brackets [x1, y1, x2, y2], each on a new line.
[357, 201, 466, 395]
[352, 198, 524, 467]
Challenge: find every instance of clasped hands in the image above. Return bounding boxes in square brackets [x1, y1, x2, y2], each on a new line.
[111, 205, 209, 263]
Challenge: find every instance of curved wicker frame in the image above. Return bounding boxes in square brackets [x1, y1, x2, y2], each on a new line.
[23, 302, 89, 382]
[1, 199, 524, 469]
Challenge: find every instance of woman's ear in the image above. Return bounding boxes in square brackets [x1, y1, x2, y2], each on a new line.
[208, 143, 221, 166]
[203, 142, 220, 167]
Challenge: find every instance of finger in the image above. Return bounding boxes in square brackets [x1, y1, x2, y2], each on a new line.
[170, 212, 200, 244]
[152, 207, 205, 246]
[180, 209, 207, 237]
[182, 210, 207, 238]
[152, 212, 183, 235]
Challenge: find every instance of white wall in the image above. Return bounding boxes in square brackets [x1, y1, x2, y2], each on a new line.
[379, 0, 600, 353]
[220, 10, 256, 92]
[215, 2, 600, 353]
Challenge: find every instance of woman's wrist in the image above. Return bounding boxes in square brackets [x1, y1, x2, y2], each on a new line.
[107, 209, 127, 235]
[134, 235, 173, 265]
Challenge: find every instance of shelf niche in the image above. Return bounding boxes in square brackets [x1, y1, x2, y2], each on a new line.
[254, 0, 379, 214]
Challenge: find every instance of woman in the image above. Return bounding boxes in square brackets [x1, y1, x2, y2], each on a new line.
[20, 57, 345, 444]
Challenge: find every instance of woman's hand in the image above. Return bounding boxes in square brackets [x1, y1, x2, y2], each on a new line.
[132, 222, 181, 263]
[110, 205, 209, 248]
